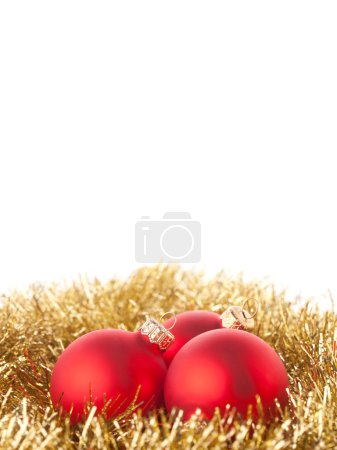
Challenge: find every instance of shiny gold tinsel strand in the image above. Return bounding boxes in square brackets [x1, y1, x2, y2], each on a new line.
[0, 265, 337, 449]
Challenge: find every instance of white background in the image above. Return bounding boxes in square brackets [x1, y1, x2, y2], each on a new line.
[0, 2, 336, 306]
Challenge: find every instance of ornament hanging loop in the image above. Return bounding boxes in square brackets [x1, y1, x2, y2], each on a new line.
[159, 311, 177, 331]
[242, 297, 259, 319]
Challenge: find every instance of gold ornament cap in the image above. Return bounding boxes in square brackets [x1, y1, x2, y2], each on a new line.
[220, 299, 258, 330]
[140, 317, 175, 350]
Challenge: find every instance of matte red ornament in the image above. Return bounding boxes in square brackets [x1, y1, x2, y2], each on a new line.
[163, 311, 222, 366]
[163, 305, 255, 366]
[164, 329, 289, 420]
[50, 318, 174, 423]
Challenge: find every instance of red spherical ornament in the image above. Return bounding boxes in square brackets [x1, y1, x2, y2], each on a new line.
[50, 319, 174, 423]
[163, 311, 222, 366]
[164, 329, 289, 420]
[163, 306, 255, 366]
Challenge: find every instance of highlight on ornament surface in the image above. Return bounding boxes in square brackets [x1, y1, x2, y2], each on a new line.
[0, 265, 336, 449]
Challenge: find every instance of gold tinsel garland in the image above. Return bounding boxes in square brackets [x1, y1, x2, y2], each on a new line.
[0, 265, 336, 449]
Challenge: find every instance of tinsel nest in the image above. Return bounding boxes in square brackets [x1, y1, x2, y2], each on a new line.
[0, 265, 336, 449]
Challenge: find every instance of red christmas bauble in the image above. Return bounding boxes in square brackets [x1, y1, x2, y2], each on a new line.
[164, 329, 289, 420]
[163, 311, 222, 366]
[50, 319, 173, 423]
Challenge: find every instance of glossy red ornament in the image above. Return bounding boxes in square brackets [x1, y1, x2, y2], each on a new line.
[164, 329, 289, 420]
[50, 319, 174, 423]
[163, 306, 255, 366]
